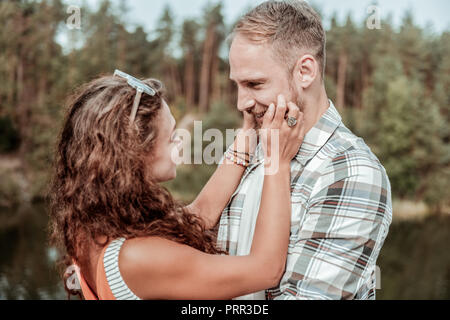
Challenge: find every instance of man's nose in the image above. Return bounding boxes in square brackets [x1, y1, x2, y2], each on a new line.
[237, 90, 256, 112]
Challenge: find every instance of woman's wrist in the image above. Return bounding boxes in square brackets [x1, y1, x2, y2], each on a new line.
[263, 160, 291, 175]
[234, 129, 256, 155]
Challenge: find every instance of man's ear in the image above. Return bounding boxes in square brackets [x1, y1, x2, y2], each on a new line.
[292, 54, 317, 89]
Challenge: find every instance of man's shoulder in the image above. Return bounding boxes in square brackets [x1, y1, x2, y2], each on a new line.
[325, 124, 384, 171]
[303, 123, 390, 190]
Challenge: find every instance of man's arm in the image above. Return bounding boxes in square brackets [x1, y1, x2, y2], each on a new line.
[275, 151, 392, 300]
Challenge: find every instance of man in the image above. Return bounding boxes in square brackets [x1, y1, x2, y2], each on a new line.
[217, 0, 392, 300]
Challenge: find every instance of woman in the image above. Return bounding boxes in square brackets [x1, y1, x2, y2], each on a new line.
[49, 70, 304, 300]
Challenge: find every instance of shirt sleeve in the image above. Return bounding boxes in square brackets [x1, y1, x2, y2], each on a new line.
[274, 150, 392, 300]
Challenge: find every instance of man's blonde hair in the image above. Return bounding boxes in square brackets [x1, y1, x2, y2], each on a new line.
[232, 0, 326, 79]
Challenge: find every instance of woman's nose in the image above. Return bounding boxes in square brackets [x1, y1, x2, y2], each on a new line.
[174, 137, 183, 151]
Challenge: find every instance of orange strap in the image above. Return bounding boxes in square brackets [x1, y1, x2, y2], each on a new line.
[74, 243, 116, 300]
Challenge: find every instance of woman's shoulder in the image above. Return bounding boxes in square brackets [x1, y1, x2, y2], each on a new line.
[121, 235, 193, 256]
[117, 236, 201, 299]
[119, 236, 198, 276]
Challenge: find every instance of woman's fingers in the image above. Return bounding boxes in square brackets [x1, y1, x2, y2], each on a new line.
[262, 103, 275, 128]
[293, 111, 305, 143]
[260, 95, 307, 166]
[297, 113, 305, 141]
[272, 95, 287, 128]
[281, 101, 304, 161]
[242, 106, 256, 130]
[286, 102, 300, 125]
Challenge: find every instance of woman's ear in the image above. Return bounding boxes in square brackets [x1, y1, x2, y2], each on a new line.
[292, 54, 317, 89]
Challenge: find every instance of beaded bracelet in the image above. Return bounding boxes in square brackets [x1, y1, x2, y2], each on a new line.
[224, 150, 250, 168]
[232, 149, 255, 161]
[230, 150, 251, 162]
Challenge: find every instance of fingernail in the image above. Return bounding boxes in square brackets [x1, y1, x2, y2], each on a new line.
[269, 103, 275, 111]
[246, 100, 255, 108]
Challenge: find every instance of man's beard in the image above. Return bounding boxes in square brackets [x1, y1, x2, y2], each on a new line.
[252, 87, 304, 129]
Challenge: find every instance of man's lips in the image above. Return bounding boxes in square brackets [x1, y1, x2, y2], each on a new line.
[253, 110, 267, 120]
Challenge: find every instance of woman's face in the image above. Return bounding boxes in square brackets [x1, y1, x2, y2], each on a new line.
[148, 100, 182, 183]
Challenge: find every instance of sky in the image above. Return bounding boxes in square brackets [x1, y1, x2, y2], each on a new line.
[59, 0, 449, 54]
[71, 0, 450, 34]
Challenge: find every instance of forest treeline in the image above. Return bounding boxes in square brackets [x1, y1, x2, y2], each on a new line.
[0, 0, 448, 212]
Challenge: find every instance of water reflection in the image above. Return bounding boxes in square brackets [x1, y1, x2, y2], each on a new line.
[0, 203, 65, 299]
[0, 202, 449, 299]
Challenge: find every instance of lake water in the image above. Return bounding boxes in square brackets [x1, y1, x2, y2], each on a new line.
[1, 203, 449, 299]
[0, 203, 65, 299]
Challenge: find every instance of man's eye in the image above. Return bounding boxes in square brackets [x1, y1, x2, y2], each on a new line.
[247, 82, 262, 88]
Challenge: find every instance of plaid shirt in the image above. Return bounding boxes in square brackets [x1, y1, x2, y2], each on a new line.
[217, 100, 392, 300]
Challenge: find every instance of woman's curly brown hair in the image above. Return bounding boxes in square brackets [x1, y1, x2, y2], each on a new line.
[48, 74, 224, 298]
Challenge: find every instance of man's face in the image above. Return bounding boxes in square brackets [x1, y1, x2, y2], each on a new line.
[229, 34, 299, 128]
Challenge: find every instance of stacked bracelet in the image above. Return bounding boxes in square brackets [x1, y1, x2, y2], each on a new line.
[224, 148, 254, 168]
[231, 150, 251, 162]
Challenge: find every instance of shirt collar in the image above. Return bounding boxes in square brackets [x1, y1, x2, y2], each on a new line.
[294, 99, 342, 166]
[251, 100, 342, 167]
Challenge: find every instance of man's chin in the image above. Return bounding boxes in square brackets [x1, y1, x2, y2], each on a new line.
[255, 118, 264, 129]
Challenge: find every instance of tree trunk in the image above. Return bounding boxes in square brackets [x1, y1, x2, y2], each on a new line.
[16, 57, 31, 160]
[184, 50, 195, 110]
[118, 26, 127, 70]
[169, 61, 182, 99]
[360, 59, 369, 109]
[211, 42, 220, 102]
[336, 50, 348, 110]
[199, 24, 216, 113]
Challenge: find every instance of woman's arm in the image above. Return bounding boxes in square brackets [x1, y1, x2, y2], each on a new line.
[186, 107, 257, 230]
[120, 95, 306, 300]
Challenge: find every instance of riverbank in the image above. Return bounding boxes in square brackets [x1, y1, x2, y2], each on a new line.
[1, 153, 449, 219]
[0, 154, 31, 208]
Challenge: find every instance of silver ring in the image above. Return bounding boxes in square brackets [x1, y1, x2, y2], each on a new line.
[287, 116, 297, 127]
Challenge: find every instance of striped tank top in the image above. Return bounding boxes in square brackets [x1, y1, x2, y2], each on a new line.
[103, 238, 141, 300]
[76, 238, 141, 300]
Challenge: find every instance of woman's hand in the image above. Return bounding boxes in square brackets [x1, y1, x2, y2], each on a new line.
[242, 99, 257, 131]
[234, 100, 257, 157]
[260, 94, 305, 173]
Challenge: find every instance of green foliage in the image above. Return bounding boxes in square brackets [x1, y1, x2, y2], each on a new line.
[357, 54, 447, 201]
[203, 101, 241, 136]
[164, 100, 241, 203]
[423, 167, 450, 213]
[0, 0, 448, 211]
[0, 169, 21, 208]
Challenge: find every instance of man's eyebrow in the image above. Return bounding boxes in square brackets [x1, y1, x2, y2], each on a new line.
[229, 77, 266, 83]
[243, 78, 266, 83]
